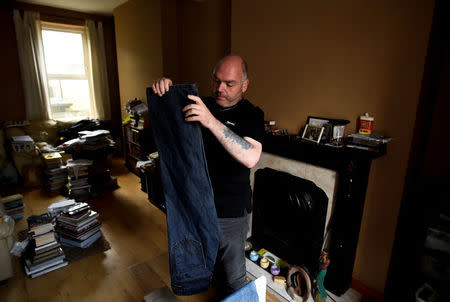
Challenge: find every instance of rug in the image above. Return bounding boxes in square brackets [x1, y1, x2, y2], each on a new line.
[18, 229, 111, 264]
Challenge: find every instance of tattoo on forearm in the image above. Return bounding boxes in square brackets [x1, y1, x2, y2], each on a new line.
[223, 128, 253, 150]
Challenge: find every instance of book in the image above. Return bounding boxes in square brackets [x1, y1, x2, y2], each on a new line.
[42, 152, 62, 160]
[5, 204, 24, 211]
[2, 200, 23, 210]
[27, 213, 54, 229]
[1, 194, 23, 204]
[57, 219, 100, 233]
[25, 260, 68, 278]
[57, 224, 102, 241]
[28, 223, 54, 236]
[11, 136, 34, 152]
[28, 249, 65, 267]
[47, 199, 76, 216]
[34, 242, 61, 255]
[60, 230, 102, 248]
[32, 247, 63, 263]
[25, 255, 65, 274]
[34, 232, 56, 247]
[6, 205, 25, 214]
[12, 135, 33, 143]
[34, 240, 59, 252]
[58, 210, 90, 223]
[44, 166, 67, 176]
[57, 211, 99, 228]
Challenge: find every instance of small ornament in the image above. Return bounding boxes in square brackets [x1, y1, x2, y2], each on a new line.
[249, 250, 259, 262]
[314, 251, 331, 302]
[270, 264, 280, 276]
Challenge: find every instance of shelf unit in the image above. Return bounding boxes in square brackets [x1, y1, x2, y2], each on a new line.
[122, 120, 155, 175]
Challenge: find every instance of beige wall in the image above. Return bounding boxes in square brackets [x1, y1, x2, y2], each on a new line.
[232, 0, 435, 292]
[114, 0, 163, 119]
[174, 0, 230, 96]
[114, 0, 230, 113]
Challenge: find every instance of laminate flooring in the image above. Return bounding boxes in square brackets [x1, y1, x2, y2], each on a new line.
[0, 157, 278, 302]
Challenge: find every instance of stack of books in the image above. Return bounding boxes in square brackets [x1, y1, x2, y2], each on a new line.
[24, 213, 67, 278]
[346, 133, 392, 152]
[55, 202, 102, 248]
[78, 130, 115, 151]
[66, 159, 93, 201]
[0, 194, 25, 220]
[42, 152, 67, 192]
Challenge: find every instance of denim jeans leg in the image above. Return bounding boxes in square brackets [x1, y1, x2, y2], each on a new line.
[147, 84, 221, 296]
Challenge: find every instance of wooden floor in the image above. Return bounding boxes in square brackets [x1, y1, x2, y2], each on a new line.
[0, 157, 278, 302]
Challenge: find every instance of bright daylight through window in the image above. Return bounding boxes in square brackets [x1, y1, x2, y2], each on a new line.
[41, 24, 94, 121]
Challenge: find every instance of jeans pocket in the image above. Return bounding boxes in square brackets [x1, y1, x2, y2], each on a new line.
[172, 238, 206, 280]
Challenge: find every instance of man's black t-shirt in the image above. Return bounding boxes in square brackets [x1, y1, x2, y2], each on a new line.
[202, 97, 265, 218]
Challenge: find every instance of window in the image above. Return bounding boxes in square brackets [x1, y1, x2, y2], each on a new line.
[41, 23, 95, 121]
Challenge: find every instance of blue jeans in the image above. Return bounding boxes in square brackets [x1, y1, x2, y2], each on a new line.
[147, 83, 222, 295]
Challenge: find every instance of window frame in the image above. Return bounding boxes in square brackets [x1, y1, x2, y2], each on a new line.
[40, 21, 95, 121]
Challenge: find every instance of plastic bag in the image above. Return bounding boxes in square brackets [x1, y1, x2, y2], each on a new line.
[0, 214, 19, 256]
[10, 238, 29, 257]
[0, 214, 15, 240]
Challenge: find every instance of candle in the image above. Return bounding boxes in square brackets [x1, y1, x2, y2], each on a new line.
[260, 258, 269, 269]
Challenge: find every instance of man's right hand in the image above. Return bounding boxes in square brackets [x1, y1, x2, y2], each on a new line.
[152, 77, 173, 96]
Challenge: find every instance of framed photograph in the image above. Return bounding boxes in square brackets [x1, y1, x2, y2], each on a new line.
[301, 124, 325, 143]
[306, 116, 329, 127]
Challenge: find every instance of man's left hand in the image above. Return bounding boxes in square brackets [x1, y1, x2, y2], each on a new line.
[182, 95, 218, 129]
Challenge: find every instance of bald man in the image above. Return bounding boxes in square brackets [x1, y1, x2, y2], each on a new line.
[152, 55, 265, 299]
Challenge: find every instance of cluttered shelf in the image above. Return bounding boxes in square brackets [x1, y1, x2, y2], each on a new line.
[263, 134, 386, 171]
[122, 99, 157, 176]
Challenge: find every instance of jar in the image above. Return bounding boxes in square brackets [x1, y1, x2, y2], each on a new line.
[260, 258, 269, 269]
[358, 113, 374, 134]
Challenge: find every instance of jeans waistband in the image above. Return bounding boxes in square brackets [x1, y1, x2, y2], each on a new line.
[164, 83, 198, 96]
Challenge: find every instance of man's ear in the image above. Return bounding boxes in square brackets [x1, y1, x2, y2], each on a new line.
[242, 79, 249, 93]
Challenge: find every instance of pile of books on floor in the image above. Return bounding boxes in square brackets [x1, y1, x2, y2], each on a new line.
[78, 129, 116, 151]
[23, 213, 67, 278]
[55, 202, 102, 248]
[42, 152, 67, 192]
[0, 194, 25, 220]
[66, 159, 93, 201]
[56, 129, 116, 158]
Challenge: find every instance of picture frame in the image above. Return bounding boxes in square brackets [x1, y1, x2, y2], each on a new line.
[301, 124, 325, 143]
[306, 116, 330, 127]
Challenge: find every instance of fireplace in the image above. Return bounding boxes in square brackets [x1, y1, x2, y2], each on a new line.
[248, 135, 385, 296]
[251, 167, 330, 273]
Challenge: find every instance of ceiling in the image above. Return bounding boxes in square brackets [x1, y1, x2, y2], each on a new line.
[19, 0, 128, 16]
